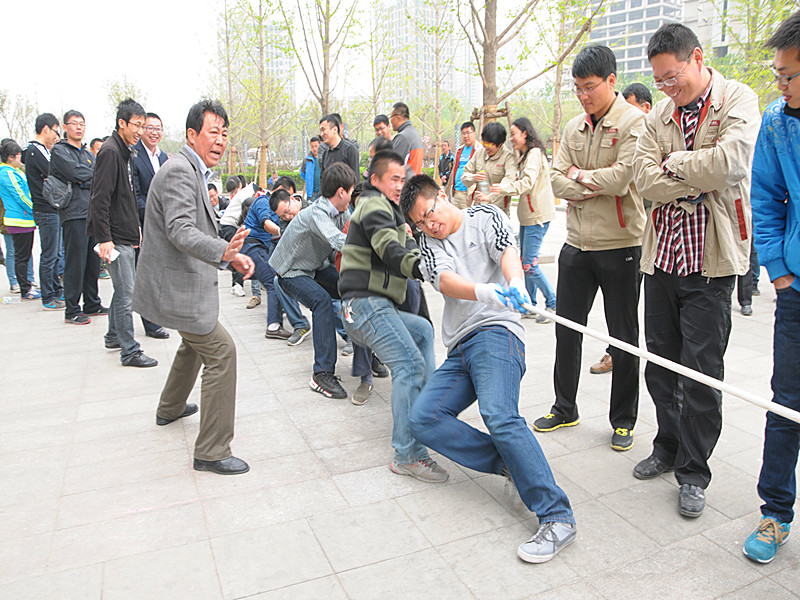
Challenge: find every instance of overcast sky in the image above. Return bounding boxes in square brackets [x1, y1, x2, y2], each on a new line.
[3, 0, 223, 142]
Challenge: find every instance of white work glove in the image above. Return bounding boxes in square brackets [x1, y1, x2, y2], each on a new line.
[506, 277, 532, 314]
[474, 283, 513, 311]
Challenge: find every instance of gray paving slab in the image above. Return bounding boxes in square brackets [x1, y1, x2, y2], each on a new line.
[1, 210, 798, 599]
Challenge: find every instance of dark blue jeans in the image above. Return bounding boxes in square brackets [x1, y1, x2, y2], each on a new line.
[241, 242, 280, 326]
[758, 286, 800, 524]
[279, 266, 340, 374]
[33, 211, 63, 303]
[411, 326, 574, 523]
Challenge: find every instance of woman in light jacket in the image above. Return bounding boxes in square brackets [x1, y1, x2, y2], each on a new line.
[492, 117, 556, 323]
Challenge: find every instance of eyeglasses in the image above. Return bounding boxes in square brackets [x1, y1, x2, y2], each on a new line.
[653, 56, 691, 90]
[413, 198, 438, 228]
[144, 126, 162, 133]
[572, 82, 603, 97]
[771, 67, 800, 87]
[66, 121, 85, 128]
[127, 121, 146, 131]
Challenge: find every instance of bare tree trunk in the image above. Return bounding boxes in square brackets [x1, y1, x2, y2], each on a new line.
[551, 14, 567, 160]
[258, 1, 268, 187]
[482, 0, 498, 107]
[223, 0, 237, 174]
[321, 0, 331, 115]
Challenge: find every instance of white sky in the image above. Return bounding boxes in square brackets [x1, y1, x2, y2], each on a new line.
[3, 0, 222, 142]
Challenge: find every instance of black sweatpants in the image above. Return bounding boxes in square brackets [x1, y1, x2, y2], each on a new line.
[62, 218, 102, 318]
[551, 244, 642, 430]
[11, 231, 35, 296]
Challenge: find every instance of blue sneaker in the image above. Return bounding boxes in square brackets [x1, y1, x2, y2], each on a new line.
[22, 288, 42, 300]
[743, 516, 791, 564]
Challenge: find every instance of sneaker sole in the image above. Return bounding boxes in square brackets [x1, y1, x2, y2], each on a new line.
[679, 506, 704, 518]
[265, 332, 291, 340]
[517, 533, 576, 564]
[309, 378, 347, 399]
[589, 367, 612, 374]
[533, 419, 580, 432]
[288, 330, 311, 346]
[611, 439, 634, 452]
[632, 466, 673, 480]
[742, 546, 776, 564]
[388, 462, 450, 483]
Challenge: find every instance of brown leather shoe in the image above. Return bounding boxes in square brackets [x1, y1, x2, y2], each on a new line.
[590, 353, 613, 374]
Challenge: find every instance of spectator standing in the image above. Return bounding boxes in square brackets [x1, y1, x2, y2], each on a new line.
[632, 24, 761, 518]
[446, 122, 476, 209]
[300, 136, 321, 201]
[373, 115, 392, 141]
[318, 115, 360, 180]
[390, 102, 424, 175]
[437, 140, 454, 186]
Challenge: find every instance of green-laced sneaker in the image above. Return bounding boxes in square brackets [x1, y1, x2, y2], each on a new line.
[611, 428, 634, 451]
[743, 517, 791, 564]
[532, 413, 580, 432]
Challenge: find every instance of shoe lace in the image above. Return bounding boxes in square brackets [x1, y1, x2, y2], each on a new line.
[614, 428, 629, 436]
[756, 518, 785, 545]
[544, 413, 556, 420]
[530, 522, 558, 544]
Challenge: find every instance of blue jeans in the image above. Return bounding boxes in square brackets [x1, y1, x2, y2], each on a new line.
[758, 286, 800, 524]
[280, 267, 340, 374]
[105, 245, 141, 364]
[33, 211, 64, 303]
[520, 223, 555, 308]
[344, 295, 435, 463]
[3, 233, 34, 288]
[273, 276, 309, 330]
[410, 326, 574, 524]
[241, 242, 280, 326]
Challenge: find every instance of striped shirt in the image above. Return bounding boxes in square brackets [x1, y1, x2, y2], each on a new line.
[653, 80, 712, 276]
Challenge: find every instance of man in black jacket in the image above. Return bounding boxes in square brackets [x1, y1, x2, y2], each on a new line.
[22, 113, 63, 309]
[50, 110, 105, 324]
[88, 99, 157, 368]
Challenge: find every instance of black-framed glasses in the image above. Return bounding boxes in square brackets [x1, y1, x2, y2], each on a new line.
[413, 198, 438, 228]
[127, 121, 146, 131]
[66, 121, 85, 127]
[771, 67, 800, 86]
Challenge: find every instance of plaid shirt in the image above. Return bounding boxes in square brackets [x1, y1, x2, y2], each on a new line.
[653, 80, 712, 276]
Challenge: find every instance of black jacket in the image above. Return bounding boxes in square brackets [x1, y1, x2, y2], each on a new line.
[21, 141, 56, 214]
[49, 139, 94, 223]
[319, 138, 360, 180]
[88, 130, 140, 245]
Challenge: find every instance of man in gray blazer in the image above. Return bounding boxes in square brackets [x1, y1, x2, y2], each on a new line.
[133, 99, 255, 475]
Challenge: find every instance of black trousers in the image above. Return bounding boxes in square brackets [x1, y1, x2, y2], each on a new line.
[133, 246, 162, 333]
[11, 231, 35, 295]
[551, 244, 641, 430]
[219, 224, 242, 288]
[62, 219, 102, 318]
[644, 268, 735, 489]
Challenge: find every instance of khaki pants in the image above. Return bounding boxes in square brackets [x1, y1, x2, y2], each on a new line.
[452, 190, 470, 209]
[157, 321, 237, 461]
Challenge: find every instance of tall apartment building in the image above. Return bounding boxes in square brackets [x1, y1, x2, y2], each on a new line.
[683, 0, 734, 58]
[588, 0, 683, 77]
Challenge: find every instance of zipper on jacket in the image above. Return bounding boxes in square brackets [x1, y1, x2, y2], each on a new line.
[383, 266, 390, 289]
[615, 196, 626, 228]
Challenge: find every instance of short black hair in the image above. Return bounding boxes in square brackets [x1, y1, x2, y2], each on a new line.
[208, 183, 217, 192]
[320, 162, 357, 199]
[320, 114, 340, 134]
[1, 138, 22, 163]
[399, 174, 439, 219]
[115, 98, 146, 131]
[63, 110, 84, 126]
[268, 188, 292, 213]
[391, 102, 410, 119]
[482, 122, 507, 146]
[226, 177, 241, 193]
[90, 138, 103, 148]
[572, 44, 616, 79]
[35, 113, 59, 135]
[460, 121, 475, 132]
[511, 117, 546, 153]
[767, 10, 800, 50]
[186, 99, 229, 135]
[310, 135, 321, 143]
[237, 174, 247, 186]
[370, 137, 393, 152]
[622, 83, 653, 106]
[238, 195, 257, 227]
[373, 114, 390, 127]
[146, 112, 162, 122]
[369, 149, 405, 182]
[273, 175, 296, 193]
[647, 23, 701, 62]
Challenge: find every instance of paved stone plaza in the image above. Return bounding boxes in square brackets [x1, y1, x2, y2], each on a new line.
[1, 210, 798, 599]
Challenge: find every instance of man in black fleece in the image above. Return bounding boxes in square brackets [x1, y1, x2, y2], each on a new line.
[88, 99, 157, 368]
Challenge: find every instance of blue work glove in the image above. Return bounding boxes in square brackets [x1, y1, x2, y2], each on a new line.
[506, 277, 532, 314]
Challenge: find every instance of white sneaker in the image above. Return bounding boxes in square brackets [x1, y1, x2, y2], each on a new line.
[231, 283, 245, 297]
[517, 521, 576, 563]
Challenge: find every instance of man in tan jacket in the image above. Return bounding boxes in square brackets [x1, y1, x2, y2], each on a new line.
[460, 122, 517, 215]
[533, 45, 646, 454]
[632, 23, 761, 518]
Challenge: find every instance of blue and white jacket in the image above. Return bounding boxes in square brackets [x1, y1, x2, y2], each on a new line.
[0, 162, 34, 228]
[751, 98, 800, 293]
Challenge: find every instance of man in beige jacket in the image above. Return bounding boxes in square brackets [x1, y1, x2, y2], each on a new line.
[533, 45, 646, 454]
[631, 23, 761, 518]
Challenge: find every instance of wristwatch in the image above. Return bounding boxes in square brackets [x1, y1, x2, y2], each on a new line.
[570, 169, 581, 181]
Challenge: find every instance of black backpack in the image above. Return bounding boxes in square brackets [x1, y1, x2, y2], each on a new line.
[42, 175, 73, 210]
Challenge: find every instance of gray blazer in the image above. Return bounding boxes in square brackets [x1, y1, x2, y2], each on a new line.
[133, 146, 228, 335]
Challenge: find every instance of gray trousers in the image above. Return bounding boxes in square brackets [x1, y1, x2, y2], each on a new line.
[157, 321, 237, 461]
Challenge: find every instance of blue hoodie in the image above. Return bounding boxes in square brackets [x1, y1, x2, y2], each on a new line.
[0, 163, 34, 228]
[751, 98, 800, 293]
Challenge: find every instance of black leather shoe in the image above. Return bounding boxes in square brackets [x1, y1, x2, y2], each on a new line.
[679, 483, 705, 517]
[633, 454, 673, 480]
[125, 351, 158, 368]
[146, 328, 170, 339]
[156, 403, 198, 426]
[193, 456, 250, 475]
[372, 355, 390, 378]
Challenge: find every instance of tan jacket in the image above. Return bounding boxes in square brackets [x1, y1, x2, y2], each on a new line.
[633, 68, 761, 277]
[552, 92, 646, 251]
[461, 144, 517, 215]
[499, 148, 555, 226]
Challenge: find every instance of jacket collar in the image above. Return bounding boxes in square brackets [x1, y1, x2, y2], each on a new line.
[659, 67, 726, 125]
[577, 92, 629, 132]
[110, 130, 132, 160]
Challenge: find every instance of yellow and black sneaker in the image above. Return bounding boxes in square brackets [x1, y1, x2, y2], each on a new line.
[611, 428, 634, 451]
[532, 413, 581, 432]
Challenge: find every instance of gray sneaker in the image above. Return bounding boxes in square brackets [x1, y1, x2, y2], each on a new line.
[536, 307, 555, 324]
[517, 521, 577, 563]
[287, 326, 311, 346]
[351, 382, 373, 406]
[341, 340, 354, 356]
[390, 457, 450, 483]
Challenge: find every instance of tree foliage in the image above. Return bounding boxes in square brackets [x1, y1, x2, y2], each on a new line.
[0, 90, 38, 142]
